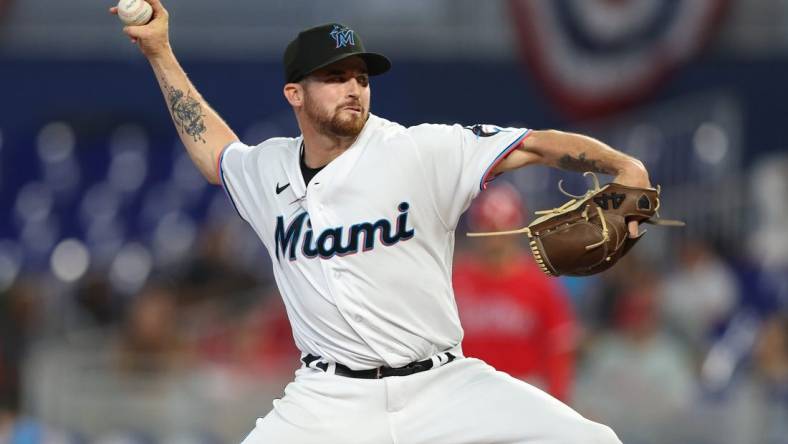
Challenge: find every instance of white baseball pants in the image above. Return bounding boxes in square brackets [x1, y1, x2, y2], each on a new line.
[240, 357, 621, 444]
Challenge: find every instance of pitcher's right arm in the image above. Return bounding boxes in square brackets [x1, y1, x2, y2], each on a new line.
[110, 0, 238, 184]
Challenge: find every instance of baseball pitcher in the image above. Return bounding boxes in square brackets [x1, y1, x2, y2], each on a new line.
[111, 1, 656, 442]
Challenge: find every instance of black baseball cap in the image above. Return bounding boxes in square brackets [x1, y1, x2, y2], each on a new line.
[283, 23, 391, 83]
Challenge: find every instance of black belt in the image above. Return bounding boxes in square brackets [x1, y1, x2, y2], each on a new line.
[302, 353, 456, 379]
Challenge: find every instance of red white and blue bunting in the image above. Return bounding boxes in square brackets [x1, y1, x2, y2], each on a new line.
[509, 0, 727, 118]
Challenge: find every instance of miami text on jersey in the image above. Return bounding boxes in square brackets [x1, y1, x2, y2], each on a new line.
[275, 202, 415, 261]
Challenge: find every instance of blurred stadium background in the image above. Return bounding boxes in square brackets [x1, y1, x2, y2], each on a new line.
[0, 0, 787, 443]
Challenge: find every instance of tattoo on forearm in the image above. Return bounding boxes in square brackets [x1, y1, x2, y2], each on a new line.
[558, 153, 616, 175]
[163, 80, 207, 143]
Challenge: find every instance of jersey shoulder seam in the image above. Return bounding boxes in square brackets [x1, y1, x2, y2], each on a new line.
[255, 136, 299, 151]
[237, 137, 300, 165]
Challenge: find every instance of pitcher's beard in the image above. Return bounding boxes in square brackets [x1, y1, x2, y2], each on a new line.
[305, 99, 367, 138]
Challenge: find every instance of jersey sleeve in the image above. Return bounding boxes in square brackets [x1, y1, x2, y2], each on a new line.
[408, 123, 530, 228]
[217, 140, 254, 221]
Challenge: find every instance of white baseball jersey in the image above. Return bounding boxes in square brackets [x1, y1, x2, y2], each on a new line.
[219, 114, 530, 370]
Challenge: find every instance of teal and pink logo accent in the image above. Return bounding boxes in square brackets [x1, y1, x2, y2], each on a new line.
[329, 25, 356, 48]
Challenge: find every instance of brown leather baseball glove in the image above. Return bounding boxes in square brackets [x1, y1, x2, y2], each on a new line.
[468, 173, 683, 277]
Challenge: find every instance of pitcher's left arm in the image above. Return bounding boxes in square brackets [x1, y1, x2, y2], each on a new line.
[493, 129, 651, 235]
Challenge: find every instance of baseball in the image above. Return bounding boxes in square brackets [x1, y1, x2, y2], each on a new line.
[117, 0, 152, 26]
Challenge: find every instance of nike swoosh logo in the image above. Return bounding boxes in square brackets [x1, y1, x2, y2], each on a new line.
[275, 182, 290, 195]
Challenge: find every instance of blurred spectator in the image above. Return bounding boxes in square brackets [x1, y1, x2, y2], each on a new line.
[73, 273, 122, 330]
[453, 183, 576, 401]
[1, 280, 77, 444]
[227, 294, 299, 375]
[196, 289, 300, 377]
[178, 225, 262, 305]
[574, 268, 695, 444]
[571, 246, 665, 337]
[660, 240, 738, 354]
[114, 281, 190, 375]
[1, 281, 37, 413]
[682, 311, 788, 444]
[1, 280, 42, 412]
[749, 154, 788, 268]
[745, 154, 788, 318]
[751, 312, 788, 444]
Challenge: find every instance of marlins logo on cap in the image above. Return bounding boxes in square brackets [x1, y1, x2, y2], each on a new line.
[283, 23, 391, 83]
[329, 25, 355, 48]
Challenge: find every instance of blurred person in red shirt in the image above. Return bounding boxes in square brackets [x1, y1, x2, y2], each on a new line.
[453, 183, 576, 401]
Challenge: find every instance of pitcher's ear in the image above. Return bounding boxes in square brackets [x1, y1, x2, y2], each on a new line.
[284, 83, 303, 107]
